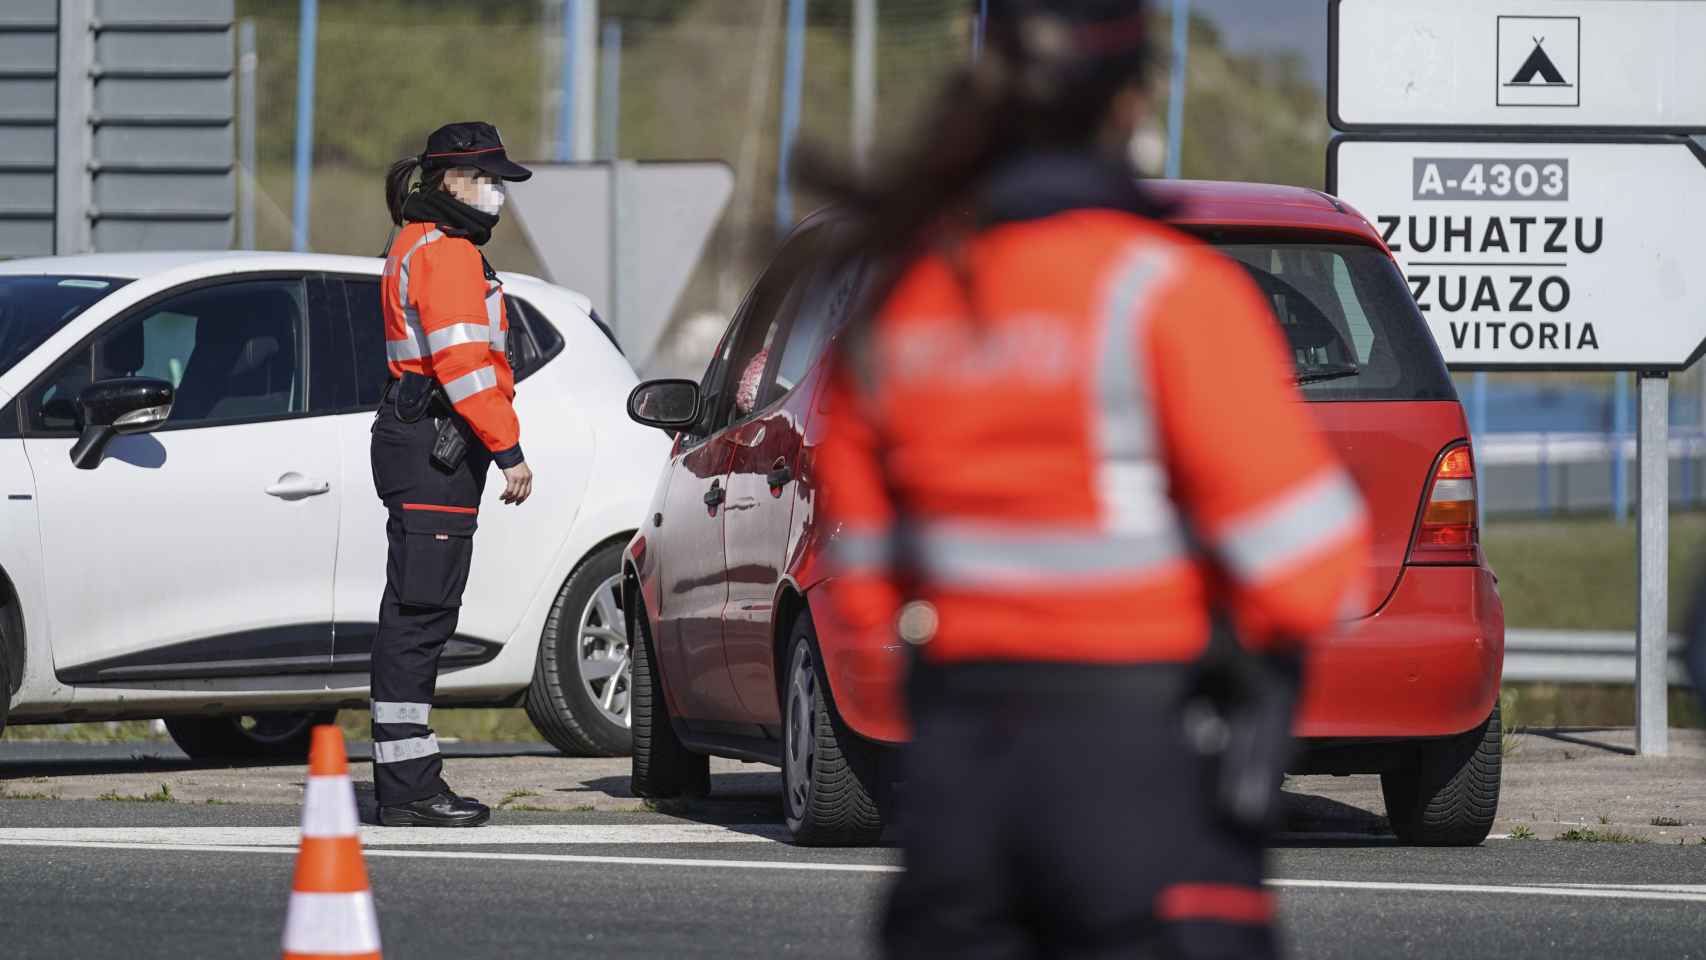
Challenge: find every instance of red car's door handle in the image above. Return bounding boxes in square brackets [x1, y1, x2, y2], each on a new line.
[766, 458, 792, 492]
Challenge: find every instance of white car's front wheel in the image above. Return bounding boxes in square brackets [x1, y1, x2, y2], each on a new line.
[526, 541, 634, 756]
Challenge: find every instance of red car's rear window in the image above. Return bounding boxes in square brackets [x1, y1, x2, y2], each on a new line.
[1206, 236, 1456, 403]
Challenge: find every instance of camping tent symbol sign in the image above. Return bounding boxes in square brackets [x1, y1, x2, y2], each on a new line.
[1497, 16, 1581, 108]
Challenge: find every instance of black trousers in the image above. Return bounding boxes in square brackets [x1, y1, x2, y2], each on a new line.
[882, 667, 1279, 960]
[369, 396, 490, 805]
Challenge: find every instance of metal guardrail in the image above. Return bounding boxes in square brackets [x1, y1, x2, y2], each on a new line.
[1504, 630, 1692, 685]
[1478, 432, 1706, 467]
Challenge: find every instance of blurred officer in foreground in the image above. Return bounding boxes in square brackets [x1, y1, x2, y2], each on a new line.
[807, 1, 1371, 955]
[368, 122, 534, 827]
[1686, 575, 1706, 714]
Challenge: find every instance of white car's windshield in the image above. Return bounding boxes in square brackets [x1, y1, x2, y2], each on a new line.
[0, 276, 129, 377]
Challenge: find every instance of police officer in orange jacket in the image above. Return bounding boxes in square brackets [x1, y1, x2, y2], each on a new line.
[809, 2, 1370, 955]
[369, 122, 534, 826]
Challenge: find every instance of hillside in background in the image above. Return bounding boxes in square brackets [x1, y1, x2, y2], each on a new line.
[234, 0, 1330, 367]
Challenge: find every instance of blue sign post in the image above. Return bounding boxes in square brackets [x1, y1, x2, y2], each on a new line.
[775, 0, 807, 234]
[291, 0, 318, 252]
[1165, 0, 1190, 179]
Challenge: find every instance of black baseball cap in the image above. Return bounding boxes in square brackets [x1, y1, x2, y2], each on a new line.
[985, 0, 1150, 60]
[420, 121, 533, 181]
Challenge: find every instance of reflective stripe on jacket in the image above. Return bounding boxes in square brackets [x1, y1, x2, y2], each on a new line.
[382, 221, 521, 462]
[817, 209, 1371, 665]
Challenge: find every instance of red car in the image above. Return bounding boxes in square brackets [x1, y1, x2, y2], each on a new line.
[623, 181, 1504, 846]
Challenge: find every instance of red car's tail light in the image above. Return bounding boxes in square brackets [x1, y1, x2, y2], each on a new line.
[1409, 444, 1478, 564]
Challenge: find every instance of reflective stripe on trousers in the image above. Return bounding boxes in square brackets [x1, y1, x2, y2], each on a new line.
[371, 700, 431, 725]
[372, 733, 440, 765]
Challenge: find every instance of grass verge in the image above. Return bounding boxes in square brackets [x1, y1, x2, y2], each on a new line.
[96, 784, 174, 803]
[1500, 683, 1703, 730]
[1484, 511, 1706, 633]
[1556, 827, 1647, 844]
[336, 709, 545, 744]
[497, 789, 540, 810]
[0, 781, 58, 801]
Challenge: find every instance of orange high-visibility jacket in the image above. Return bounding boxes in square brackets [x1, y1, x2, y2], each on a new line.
[382, 221, 522, 466]
[819, 209, 1371, 665]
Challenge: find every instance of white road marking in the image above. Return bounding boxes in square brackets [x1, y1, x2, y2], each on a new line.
[0, 839, 902, 875]
[0, 824, 790, 847]
[0, 829, 1700, 898]
[1538, 882, 1706, 895]
[1269, 879, 1706, 904]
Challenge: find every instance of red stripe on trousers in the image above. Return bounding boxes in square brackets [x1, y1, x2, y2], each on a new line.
[401, 503, 478, 515]
[1155, 884, 1275, 925]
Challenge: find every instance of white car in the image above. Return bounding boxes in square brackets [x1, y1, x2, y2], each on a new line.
[0, 251, 665, 758]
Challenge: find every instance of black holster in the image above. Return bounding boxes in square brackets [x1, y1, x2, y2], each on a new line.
[389, 373, 468, 471]
[430, 416, 469, 471]
[1185, 614, 1303, 836]
[391, 371, 436, 422]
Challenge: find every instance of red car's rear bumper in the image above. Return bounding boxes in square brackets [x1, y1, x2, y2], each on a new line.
[1297, 564, 1503, 740]
[813, 563, 1503, 746]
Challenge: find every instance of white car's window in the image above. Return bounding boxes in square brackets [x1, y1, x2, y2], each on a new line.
[0, 276, 128, 378]
[25, 279, 309, 433]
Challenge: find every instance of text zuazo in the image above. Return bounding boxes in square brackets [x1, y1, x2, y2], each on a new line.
[1409, 274, 1569, 313]
[1378, 216, 1604, 255]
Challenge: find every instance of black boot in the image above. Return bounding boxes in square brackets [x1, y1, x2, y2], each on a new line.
[378, 790, 491, 827]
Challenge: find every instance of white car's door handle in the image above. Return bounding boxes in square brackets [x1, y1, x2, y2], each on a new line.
[265, 472, 331, 500]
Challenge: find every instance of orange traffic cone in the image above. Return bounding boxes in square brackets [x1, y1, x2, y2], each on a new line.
[282, 725, 381, 960]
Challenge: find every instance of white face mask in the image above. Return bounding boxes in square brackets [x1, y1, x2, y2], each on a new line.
[471, 179, 506, 216]
[446, 169, 506, 216]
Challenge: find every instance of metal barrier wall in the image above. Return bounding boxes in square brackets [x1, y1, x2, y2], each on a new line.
[0, 0, 234, 259]
[1480, 434, 1706, 517]
[1504, 630, 1692, 686]
[0, 1, 58, 258]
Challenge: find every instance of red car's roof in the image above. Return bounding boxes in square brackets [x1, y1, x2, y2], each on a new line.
[1149, 179, 1382, 245]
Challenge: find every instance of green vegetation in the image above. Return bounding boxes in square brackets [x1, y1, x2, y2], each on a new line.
[336, 709, 545, 744]
[97, 784, 175, 803]
[506, 802, 598, 813]
[1650, 816, 1686, 827]
[1507, 824, 1535, 840]
[1500, 683, 1702, 730]
[1485, 511, 1706, 729]
[497, 789, 541, 810]
[1483, 512, 1706, 633]
[229, 0, 1327, 313]
[0, 781, 58, 801]
[0, 720, 168, 743]
[1556, 828, 1647, 844]
[1163, 15, 1327, 189]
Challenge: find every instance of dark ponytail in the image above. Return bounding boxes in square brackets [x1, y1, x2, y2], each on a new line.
[384, 156, 421, 227]
[384, 155, 450, 227]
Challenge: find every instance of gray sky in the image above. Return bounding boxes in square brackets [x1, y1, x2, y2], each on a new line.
[1189, 0, 1327, 89]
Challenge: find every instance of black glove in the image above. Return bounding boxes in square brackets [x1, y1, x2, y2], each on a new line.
[1185, 617, 1303, 836]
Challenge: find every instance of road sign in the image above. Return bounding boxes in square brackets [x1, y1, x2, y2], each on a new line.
[1329, 136, 1706, 371]
[508, 161, 733, 370]
[1331, 0, 1706, 132]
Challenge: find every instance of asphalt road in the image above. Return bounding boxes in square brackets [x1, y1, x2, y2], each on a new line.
[4, 734, 1706, 958]
[2, 796, 1705, 959]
